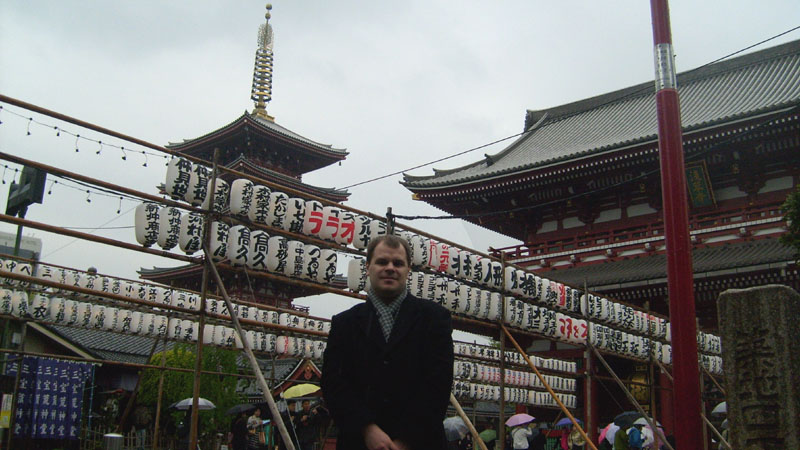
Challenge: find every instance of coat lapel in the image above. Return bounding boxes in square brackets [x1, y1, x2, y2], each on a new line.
[355, 302, 387, 350]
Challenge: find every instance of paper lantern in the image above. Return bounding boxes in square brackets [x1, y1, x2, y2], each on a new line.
[318, 249, 337, 284]
[47, 297, 66, 323]
[488, 293, 502, 321]
[503, 267, 517, 294]
[185, 163, 209, 206]
[127, 311, 142, 335]
[202, 324, 215, 344]
[164, 157, 192, 200]
[4, 260, 32, 288]
[347, 258, 366, 292]
[89, 305, 107, 329]
[185, 293, 200, 311]
[135, 202, 160, 247]
[285, 240, 305, 278]
[408, 272, 424, 298]
[313, 341, 326, 360]
[182, 319, 198, 341]
[213, 325, 228, 346]
[29, 294, 49, 321]
[248, 185, 272, 224]
[301, 200, 323, 236]
[458, 251, 474, 281]
[140, 313, 155, 336]
[432, 277, 448, 308]
[153, 315, 169, 337]
[229, 178, 255, 217]
[283, 197, 306, 234]
[335, 211, 356, 246]
[476, 258, 492, 286]
[410, 235, 428, 267]
[445, 281, 461, 313]
[302, 245, 321, 281]
[421, 274, 436, 301]
[209, 221, 229, 262]
[368, 220, 387, 244]
[178, 213, 204, 254]
[319, 206, 342, 241]
[168, 318, 184, 339]
[201, 178, 230, 213]
[276, 335, 292, 355]
[247, 230, 270, 271]
[265, 236, 288, 273]
[352, 215, 371, 250]
[227, 225, 251, 267]
[156, 207, 181, 250]
[266, 191, 289, 229]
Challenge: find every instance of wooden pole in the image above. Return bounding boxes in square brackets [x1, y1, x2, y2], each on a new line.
[497, 253, 506, 450]
[117, 336, 161, 431]
[450, 394, 489, 450]
[501, 325, 598, 450]
[5, 321, 27, 450]
[203, 244, 296, 450]
[152, 339, 169, 449]
[589, 345, 674, 450]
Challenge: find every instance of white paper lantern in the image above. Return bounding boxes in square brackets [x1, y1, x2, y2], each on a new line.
[458, 251, 474, 281]
[335, 211, 356, 246]
[360, 216, 383, 244]
[445, 281, 461, 312]
[153, 315, 169, 337]
[421, 274, 437, 301]
[90, 304, 107, 329]
[168, 318, 184, 339]
[266, 191, 289, 229]
[352, 215, 371, 250]
[185, 163, 209, 206]
[318, 249, 337, 284]
[313, 341, 326, 360]
[178, 213, 204, 254]
[407, 272, 424, 298]
[182, 319, 198, 341]
[203, 324, 215, 344]
[156, 207, 181, 250]
[347, 258, 367, 292]
[302, 200, 323, 236]
[135, 202, 161, 247]
[247, 230, 270, 271]
[476, 258, 492, 286]
[229, 179, 255, 217]
[227, 225, 251, 267]
[213, 325, 228, 346]
[301, 245, 321, 281]
[283, 197, 306, 234]
[266, 236, 288, 273]
[139, 313, 154, 335]
[201, 178, 229, 213]
[29, 294, 49, 321]
[445, 247, 461, 277]
[285, 240, 305, 278]
[117, 309, 134, 333]
[432, 277, 448, 308]
[209, 222, 229, 262]
[165, 157, 192, 200]
[488, 293, 502, 321]
[410, 235, 428, 267]
[248, 185, 272, 224]
[319, 207, 342, 241]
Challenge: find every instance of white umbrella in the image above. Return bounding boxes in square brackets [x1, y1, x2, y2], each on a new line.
[711, 401, 727, 416]
[633, 417, 661, 427]
[443, 416, 468, 442]
[171, 397, 216, 410]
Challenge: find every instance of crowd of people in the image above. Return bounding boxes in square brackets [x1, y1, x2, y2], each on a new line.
[229, 399, 328, 450]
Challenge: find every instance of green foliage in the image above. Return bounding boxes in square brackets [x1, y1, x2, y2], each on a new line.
[780, 185, 800, 260]
[138, 343, 242, 435]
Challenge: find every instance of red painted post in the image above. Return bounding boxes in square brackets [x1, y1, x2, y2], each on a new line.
[649, 1, 704, 449]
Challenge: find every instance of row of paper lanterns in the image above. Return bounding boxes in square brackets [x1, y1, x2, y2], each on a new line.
[451, 381, 578, 409]
[589, 323, 664, 362]
[697, 331, 722, 354]
[453, 343, 578, 373]
[162, 158, 387, 250]
[0, 289, 328, 360]
[0, 261, 333, 336]
[454, 360, 577, 391]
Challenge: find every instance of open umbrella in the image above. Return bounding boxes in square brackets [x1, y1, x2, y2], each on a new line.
[632, 417, 660, 427]
[281, 383, 321, 399]
[599, 423, 619, 444]
[614, 411, 642, 427]
[170, 397, 216, 410]
[721, 419, 729, 430]
[443, 416, 468, 442]
[479, 429, 497, 443]
[226, 403, 257, 416]
[711, 401, 727, 416]
[556, 417, 581, 427]
[505, 413, 535, 427]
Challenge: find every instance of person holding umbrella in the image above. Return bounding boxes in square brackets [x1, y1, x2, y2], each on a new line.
[231, 412, 249, 450]
[506, 414, 535, 449]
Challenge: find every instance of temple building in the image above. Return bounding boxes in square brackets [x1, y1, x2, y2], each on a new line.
[403, 39, 800, 331]
[140, 5, 349, 311]
[403, 39, 800, 433]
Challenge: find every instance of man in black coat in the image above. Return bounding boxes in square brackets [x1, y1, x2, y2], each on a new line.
[322, 235, 454, 450]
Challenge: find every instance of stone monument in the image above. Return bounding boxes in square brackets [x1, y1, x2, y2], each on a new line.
[717, 285, 799, 449]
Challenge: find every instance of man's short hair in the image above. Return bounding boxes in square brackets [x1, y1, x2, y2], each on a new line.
[366, 234, 411, 265]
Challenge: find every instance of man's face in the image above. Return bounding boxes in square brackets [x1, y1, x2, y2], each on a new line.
[302, 401, 310, 412]
[366, 242, 410, 300]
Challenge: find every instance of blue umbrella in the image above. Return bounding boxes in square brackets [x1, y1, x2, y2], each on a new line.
[555, 417, 582, 427]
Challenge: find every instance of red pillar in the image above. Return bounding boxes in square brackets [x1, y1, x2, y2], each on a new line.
[659, 371, 674, 437]
[649, 2, 703, 449]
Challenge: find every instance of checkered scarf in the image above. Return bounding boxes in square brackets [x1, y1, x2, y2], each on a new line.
[367, 287, 407, 342]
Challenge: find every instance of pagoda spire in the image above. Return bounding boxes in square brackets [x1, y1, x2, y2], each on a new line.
[251, 4, 275, 121]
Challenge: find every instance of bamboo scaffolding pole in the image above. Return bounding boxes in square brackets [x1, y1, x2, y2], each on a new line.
[117, 336, 161, 432]
[589, 346, 674, 450]
[654, 360, 730, 450]
[203, 243, 295, 450]
[450, 394, 489, 450]
[701, 364, 726, 397]
[153, 338, 168, 450]
[501, 324, 598, 450]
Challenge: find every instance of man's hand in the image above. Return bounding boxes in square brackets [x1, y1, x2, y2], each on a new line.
[362, 423, 400, 450]
[392, 439, 411, 450]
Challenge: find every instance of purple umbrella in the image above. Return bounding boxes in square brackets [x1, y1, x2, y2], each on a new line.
[505, 413, 535, 427]
[555, 417, 582, 427]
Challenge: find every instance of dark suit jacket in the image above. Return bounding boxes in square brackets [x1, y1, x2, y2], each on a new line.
[322, 294, 454, 450]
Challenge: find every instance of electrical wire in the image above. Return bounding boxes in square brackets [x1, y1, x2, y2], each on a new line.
[341, 25, 800, 192]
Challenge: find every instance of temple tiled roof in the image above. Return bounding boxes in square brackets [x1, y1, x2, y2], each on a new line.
[225, 154, 350, 201]
[47, 325, 173, 365]
[542, 239, 795, 288]
[168, 112, 347, 158]
[404, 39, 800, 189]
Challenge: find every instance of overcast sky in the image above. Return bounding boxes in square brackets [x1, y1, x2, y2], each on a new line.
[1, 1, 798, 334]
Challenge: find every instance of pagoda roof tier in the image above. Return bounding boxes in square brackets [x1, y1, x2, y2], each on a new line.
[538, 238, 794, 290]
[225, 154, 350, 202]
[168, 112, 347, 175]
[403, 39, 800, 190]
